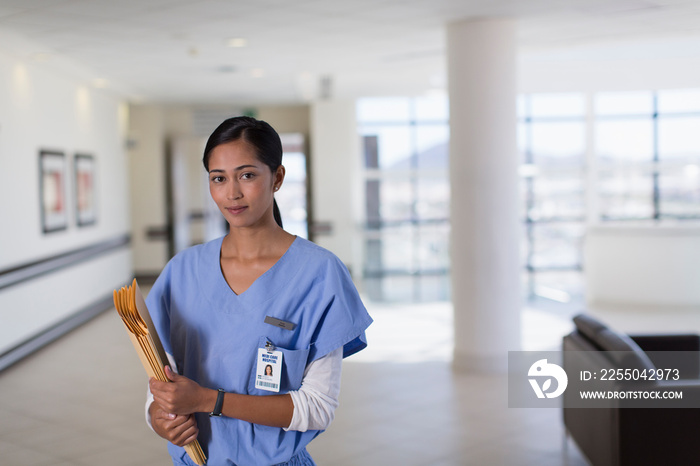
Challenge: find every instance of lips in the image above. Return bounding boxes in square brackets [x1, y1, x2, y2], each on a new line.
[226, 205, 248, 215]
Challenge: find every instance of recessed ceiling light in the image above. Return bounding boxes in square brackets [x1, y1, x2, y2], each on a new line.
[226, 38, 247, 48]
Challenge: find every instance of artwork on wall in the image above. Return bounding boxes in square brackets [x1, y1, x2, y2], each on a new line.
[39, 150, 68, 233]
[74, 153, 96, 226]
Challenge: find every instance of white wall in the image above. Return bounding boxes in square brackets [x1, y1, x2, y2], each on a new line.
[310, 100, 364, 278]
[257, 105, 311, 135]
[127, 104, 170, 275]
[585, 225, 700, 309]
[0, 43, 132, 354]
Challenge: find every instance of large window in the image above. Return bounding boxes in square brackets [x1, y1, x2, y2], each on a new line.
[360, 89, 700, 304]
[520, 89, 700, 304]
[518, 93, 587, 302]
[358, 96, 450, 302]
[595, 89, 700, 220]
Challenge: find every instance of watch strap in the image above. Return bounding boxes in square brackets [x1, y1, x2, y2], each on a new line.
[209, 388, 225, 417]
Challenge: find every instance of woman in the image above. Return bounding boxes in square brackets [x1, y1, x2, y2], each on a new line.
[146, 116, 372, 465]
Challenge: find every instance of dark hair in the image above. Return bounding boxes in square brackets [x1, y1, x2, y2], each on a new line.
[203, 116, 283, 227]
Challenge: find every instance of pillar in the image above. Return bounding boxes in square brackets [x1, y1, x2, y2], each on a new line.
[310, 100, 363, 278]
[448, 18, 521, 373]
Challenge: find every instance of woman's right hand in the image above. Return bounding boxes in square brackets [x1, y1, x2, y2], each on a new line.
[150, 402, 199, 447]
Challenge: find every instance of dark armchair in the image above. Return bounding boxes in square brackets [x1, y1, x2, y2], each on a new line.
[562, 313, 700, 466]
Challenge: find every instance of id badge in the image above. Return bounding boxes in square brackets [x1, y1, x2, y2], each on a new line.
[256, 347, 283, 392]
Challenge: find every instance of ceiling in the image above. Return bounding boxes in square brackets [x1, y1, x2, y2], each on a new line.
[2, 0, 700, 104]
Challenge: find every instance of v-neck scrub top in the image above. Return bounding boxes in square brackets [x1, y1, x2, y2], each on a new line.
[146, 236, 373, 466]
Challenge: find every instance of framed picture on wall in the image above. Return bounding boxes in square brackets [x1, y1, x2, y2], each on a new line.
[74, 153, 96, 226]
[39, 150, 68, 233]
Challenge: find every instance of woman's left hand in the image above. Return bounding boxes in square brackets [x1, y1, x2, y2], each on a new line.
[150, 366, 209, 415]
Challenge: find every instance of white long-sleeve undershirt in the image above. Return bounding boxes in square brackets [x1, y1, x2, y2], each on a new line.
[145, 347, 343, 432]
[284, 347, 342, 432]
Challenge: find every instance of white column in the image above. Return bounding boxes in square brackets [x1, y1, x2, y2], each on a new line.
[310, 100, 364, 278]
[448, 18, 521, 373]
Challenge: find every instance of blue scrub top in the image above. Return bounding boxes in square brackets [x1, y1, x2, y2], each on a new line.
[146, 236, 372, 466]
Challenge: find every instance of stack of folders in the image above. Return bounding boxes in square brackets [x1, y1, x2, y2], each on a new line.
[113, 279, 206, 465]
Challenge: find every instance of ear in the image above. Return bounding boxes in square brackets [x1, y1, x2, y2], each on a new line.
[273, 165, 286, 191]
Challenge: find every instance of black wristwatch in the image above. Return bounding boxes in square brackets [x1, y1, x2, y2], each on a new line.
[209, 388, 225, 417]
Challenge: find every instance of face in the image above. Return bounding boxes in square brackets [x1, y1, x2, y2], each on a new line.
[208, 139, 284, 229]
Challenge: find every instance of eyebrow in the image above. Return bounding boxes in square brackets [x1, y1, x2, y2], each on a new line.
[208, 164, 259, 173]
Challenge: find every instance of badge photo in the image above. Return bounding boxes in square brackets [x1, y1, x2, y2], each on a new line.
[256, 346, 283, 392]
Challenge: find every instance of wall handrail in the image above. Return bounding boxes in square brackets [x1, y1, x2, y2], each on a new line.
[0, 234, 131, 291]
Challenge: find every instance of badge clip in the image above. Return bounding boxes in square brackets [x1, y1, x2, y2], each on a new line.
[265, 340, 276, 353]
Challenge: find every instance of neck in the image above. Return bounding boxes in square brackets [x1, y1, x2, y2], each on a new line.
[222, 223, 294, 261]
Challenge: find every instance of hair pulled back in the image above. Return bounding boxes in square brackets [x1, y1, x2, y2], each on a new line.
[203, 116, 283, 227]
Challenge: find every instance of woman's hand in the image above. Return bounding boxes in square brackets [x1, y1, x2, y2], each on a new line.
[149, 402, 199, 447]
[150, 366, 212, 415]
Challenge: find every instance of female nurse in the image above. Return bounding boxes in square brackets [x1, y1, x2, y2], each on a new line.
[145, 116, 372, 465]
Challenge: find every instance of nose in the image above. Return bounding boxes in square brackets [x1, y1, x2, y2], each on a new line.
[227, 180, 242, 200]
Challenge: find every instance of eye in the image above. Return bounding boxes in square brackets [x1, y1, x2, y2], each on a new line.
[210, 175, 225, 183]
[240, 172, 256, 180]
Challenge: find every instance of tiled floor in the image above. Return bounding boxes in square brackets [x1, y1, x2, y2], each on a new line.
[0, 298, 596, 466]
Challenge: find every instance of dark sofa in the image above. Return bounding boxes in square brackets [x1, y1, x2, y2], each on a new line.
[562, 313, 700, 466]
